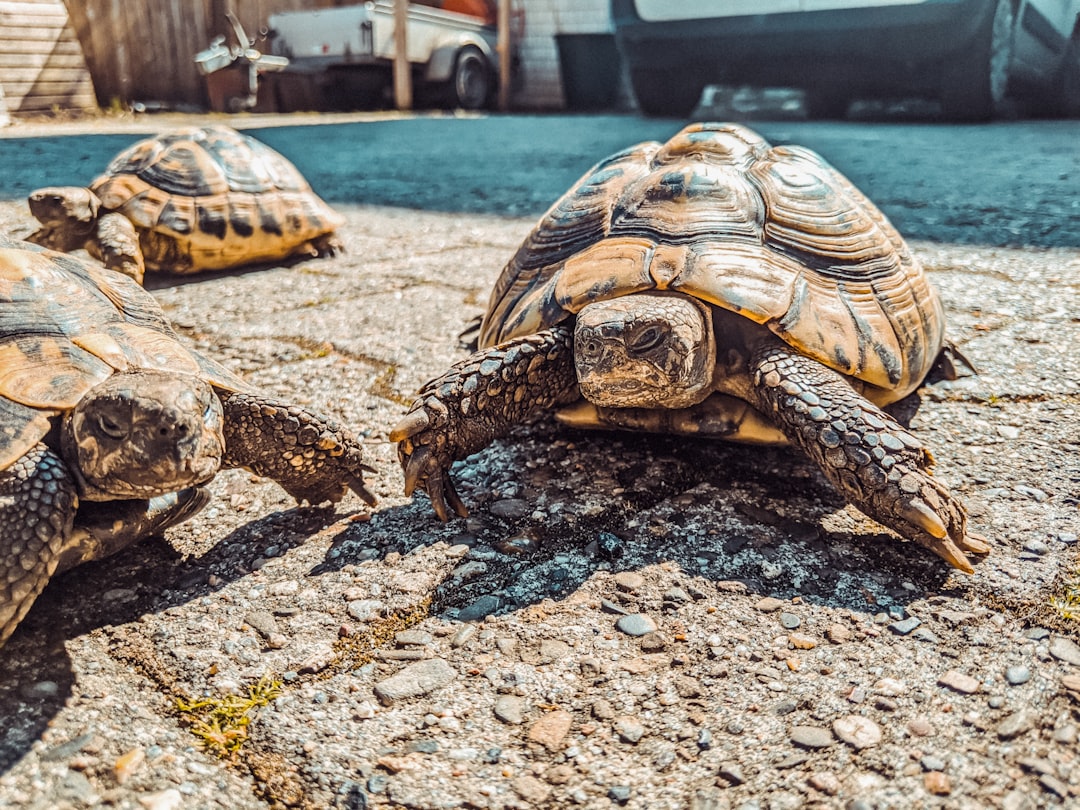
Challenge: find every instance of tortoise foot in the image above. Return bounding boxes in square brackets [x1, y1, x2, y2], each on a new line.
[391, 327, 578, 520]
[750, 341, 988, 573]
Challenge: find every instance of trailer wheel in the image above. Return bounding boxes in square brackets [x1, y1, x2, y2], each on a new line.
[449, 47, 491, 110]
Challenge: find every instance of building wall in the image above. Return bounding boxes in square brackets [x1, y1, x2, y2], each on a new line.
[511, 0, 613, 109]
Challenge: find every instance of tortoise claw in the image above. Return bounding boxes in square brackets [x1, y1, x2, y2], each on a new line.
[390, 409, 430, 443]
[901, 497, 948, 540]
[349, 475, 378, 507]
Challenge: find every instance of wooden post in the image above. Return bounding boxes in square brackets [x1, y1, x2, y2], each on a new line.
[497, 0, 511, 110]
[393, 0, 412, 110]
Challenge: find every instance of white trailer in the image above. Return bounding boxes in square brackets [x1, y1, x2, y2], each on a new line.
[267, 1, 500, 110]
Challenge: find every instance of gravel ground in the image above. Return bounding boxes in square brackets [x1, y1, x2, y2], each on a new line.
[0, 113, 1078, 810]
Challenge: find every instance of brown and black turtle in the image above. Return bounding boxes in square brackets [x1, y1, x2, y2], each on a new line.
[26, 125, 343, 284]
[391, 122, 989, 573]
[0, 237, 374, 647]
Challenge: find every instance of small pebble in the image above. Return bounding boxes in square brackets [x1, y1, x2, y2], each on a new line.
[826, 623, 851, 643]
[924, 771, 951, 795]
[613, 571, 645, 591]
[920, 755, 946, 772]
[889, 616, 922, 635]
[373, 658, 456, 706]
[790, 725, 834, 749]
[779, 612, 801, 630]
[808, 772, 840, 795]
[832, 715, 882, 750]
[938, 669, 980, 694]
[996, 711, 1034, 740]
[1014, 485, 1047, 502]
[613, 716, 646, 744]
[527, 710, 573, 750]
[755, 597, 785, 612]
[1049, 636, 1080, 666]
[616, 614, 657, 637]
[1022, 539, 1048, 555]
[718, 763, 746, 785]
[494, 695, 525, 725]
[607, 785, 632, 805]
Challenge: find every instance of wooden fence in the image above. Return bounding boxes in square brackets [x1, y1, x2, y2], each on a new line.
[65, 0, 338, 109]
[0, 0, 96, 114]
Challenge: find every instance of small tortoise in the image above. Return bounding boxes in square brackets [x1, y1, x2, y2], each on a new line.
[0, 237, 374, 647]
[26, 125, 343, 284]
[392, 122, 989, 572]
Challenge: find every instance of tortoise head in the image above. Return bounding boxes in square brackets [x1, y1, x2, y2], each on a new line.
[28, 186, 101, 230]
[574, 292, 716, 410]
[61, 370, 225, 501]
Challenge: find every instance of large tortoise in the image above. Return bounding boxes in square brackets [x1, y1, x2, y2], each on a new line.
[26, 125, 343, 284]
[0, 237, 374, 647]
[392, 122, 989, 572]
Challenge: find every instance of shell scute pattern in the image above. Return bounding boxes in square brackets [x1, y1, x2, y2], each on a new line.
[88, 126, 343, 273]
[481, 122, 943, 401]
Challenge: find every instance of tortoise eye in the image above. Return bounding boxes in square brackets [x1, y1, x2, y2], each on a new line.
[97, 414, 127, 439]
[629, 326, 664, 353]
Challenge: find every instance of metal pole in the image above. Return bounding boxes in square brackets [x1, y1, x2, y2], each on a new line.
[394, 0, 412, 110]
[497, 0, 511, 110]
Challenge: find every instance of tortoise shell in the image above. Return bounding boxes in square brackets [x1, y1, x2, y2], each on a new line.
[479, 122, 944, 405]
[0, 236, 253, 472]
[89, 125, 344, 273]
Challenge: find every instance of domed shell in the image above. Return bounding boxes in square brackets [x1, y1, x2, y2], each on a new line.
[479, 122, 944, 403]
[0, 237, 253, 471]
[89, 126, 344, 272]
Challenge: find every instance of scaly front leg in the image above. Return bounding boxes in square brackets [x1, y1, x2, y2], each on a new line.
[748, 341, 989, 573]
[220, 393, 376, 507]
[391, 327, 579, 521]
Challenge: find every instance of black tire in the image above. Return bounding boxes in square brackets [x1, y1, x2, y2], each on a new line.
[940, 0, 1015, 120]
[629, 68, 705, 117]
[448, 47, 491, 110]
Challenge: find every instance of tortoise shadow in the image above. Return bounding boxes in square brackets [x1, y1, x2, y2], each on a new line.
[316, 414, 972, 628]
[0, 502, 343, 776]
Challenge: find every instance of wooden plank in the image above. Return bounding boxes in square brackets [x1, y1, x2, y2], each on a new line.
[1, 66, 102, 84]
[0, 48, 86, 65]
[0, 41, 85, 57]
[0, 0, 98, 113]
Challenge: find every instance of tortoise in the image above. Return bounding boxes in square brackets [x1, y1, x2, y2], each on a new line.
[0, 237, 374, 648]
[26, 125, 344, 284]
[391, 122, 989, 573]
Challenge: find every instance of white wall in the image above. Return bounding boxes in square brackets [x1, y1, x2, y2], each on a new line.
[511, 0, 614, 109]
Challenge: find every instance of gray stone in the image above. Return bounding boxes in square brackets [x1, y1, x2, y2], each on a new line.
[779, 612, 801, 630]
[1049, 636, 1080, 666]
[615, 613, 658, 637]
[494, 695, 525, 725]
[489, 498, 530, 518]
[374, 658, 456, 706]
[456, 594, 502, 622]
[996, 711, 1034, 740]
[790, 725, 834, 749]
[1005, 665, 1031, 685]
[888, 616, 922, 635]
[243, 610, 279, 638]
[614, 716, 646, 744]
[920, 755, 946, 772]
